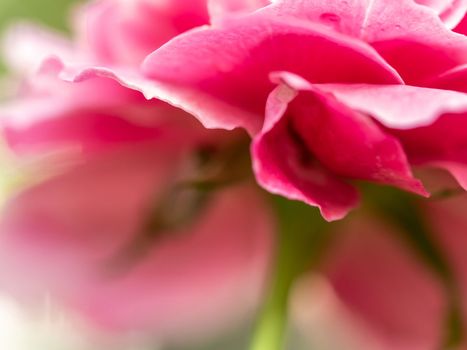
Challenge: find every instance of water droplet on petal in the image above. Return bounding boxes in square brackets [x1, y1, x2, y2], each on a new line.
[319, 12, 341, 30]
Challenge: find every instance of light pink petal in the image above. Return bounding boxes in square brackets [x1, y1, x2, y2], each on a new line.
[391, 113, 467, 190]
[38, 56, 259, 133]
[322, 216, 445, 349]
[1, 69, 142, 130]
[361, 0, 467, 84]
[0, 145, 274, 340]
[1, 57, 218, 156]
[265, 0, 467, 84]
[142, 13, 402, 134]
[76, 0, 209, 65]
[3, 110, 159, 155]
[208, 0, 270, 22]
[1, 102, 204, 156]
[296, 80, 467, 129]
[265, 0, 465, 37]
[0, 59, 144, 152]
[261, 0, 371, 37]
[414, 0, 467, 28]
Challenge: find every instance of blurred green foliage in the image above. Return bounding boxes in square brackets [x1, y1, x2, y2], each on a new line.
[0, 0, 80, 30]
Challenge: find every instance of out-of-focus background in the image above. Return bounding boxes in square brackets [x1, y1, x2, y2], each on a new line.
[0, 0, 77, 30]
[0, 1, 248, 349]
[0, 0, 79, 72]
[0, 2, 258, 349]
[0, 2, 372, 349]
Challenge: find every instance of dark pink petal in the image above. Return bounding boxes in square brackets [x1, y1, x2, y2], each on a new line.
[3, 111, 161, 155]
[427, 64, 467, 93]
[142, 13, 402, 134]
[253, 73, 427, 221]
[1, 101, 206, 156]
[454, 13, 467, 33]
[252, 85, 360, 221]
[1, 58, 218, 156]
[296, 79, 467, 190]
[269, 73, 426, 183]
[289, 97, 424, 196]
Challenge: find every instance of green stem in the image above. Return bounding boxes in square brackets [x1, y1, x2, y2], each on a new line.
[250, 196, 334, 350]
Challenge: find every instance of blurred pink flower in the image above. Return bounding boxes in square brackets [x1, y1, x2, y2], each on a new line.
[75, 0, 209, 65]
[0, 147, 273, 340]
[0, 0, 275, 343]
[320, 215, 445, 350]
[302, 190, 467, 350]
[1, 0, 467, 347]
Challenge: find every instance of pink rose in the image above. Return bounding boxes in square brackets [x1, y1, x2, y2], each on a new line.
[139, 0, 467, 220]
[2, 0, 467, 347]
[0, 0, 274, 343]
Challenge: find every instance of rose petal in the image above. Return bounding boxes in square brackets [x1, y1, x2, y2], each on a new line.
[142, 13, 402, 134]
[252, 88, 360, 220]
[414, 0, 467, 28]
[253, 73, 428, 221]
[1, 58, 216, 156]
[454, 13, 467, 33]
[208, 0, 270, 22]
[289, 80, 467, 130]
[277, 75, 467, 190]
[264, 0, 467, 84]
[392, 113, 467, 190]
[76, 0, 209, 65]
[428, 64, 467, 93]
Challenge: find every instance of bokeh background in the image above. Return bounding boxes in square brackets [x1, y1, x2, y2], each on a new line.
[0, 0, 79, 72]
[0, 1, 251, 349]
[0, 2, 400, 350]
